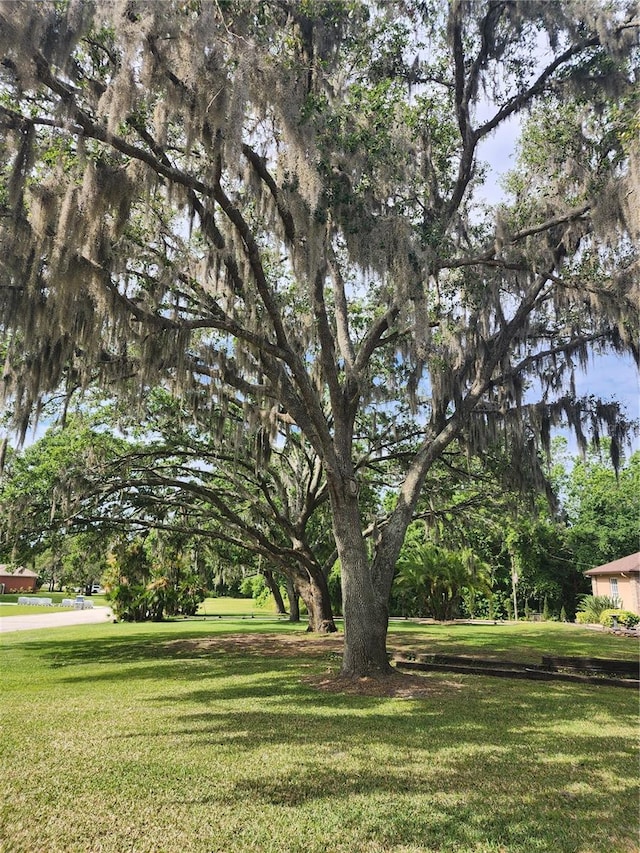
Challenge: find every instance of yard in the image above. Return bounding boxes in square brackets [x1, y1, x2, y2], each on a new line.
[0, 618, 638, 853]
[0, 592, 106, 618]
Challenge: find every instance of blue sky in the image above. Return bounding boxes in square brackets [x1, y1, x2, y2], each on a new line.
[573, 354, 640, 453]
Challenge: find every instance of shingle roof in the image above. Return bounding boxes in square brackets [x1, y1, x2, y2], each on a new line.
[584, 553, 640, 576]
[0, 565, 39, 577]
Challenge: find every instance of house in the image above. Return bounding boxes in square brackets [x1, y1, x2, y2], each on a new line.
[0, 565, 39, 594]
[584, 553, 640, 615]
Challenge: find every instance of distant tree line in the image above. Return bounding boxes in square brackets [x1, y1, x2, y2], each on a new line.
[1, 406, 636, 623]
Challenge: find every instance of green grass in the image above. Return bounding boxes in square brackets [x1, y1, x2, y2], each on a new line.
[385, 619, 640, 662]
[0, 592, 109, 606]
[197, 595, 278, 616]
[1, 620, 638, 853]
[0, 604, 76, 617]
[0, 592, 110, 617]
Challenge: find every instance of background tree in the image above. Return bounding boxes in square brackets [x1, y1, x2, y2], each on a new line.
[0, 394, 339, 628]
[58, 530, 109, 594]
[0, 416, 124, 572]
[388, 444, 585, 620]
[561, 446, 640, 569]
[393, 524, 491, 620]
[73, 391, 339, 631]
[503, 514, 584, 620]
[103, 536, 151, 622]
[0, 1, 637, 675]
[103, 531, 206, 621]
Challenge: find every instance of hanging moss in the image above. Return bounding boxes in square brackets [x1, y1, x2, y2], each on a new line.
[0, 0, 636, 482]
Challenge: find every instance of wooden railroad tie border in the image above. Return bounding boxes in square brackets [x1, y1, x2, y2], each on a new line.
[394, 653, 639, 689]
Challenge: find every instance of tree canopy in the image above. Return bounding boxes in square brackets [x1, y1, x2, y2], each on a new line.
[559, 443, 640, 569]
[0, 0, 638, 675]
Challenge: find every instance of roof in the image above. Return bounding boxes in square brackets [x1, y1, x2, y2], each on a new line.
[0, 565, 39, 578]
[584, 553, 640, 577]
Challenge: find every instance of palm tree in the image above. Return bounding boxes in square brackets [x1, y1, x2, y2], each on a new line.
[394, 542, 491, 620]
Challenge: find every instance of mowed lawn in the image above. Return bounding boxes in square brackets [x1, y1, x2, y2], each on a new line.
[0, 619, 638, 853]
[0, 605, 77, 617]
[0, 595, 252, 619]
[0, 592, 110, 619]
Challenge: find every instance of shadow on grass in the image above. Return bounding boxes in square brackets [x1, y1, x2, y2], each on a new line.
[5, 619, 305, 663]
[225, 758, 637, 851]
[6, 619, 636, 671]
[389, 622, 640, 662]
[4, 622, 638, 852]
[162, 681, 639, 747]
[159, 695, 638, 852]
[4, 642, 311, 697]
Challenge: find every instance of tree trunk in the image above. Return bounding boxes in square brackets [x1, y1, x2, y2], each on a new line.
[263, 569, 287, 615]
[341, 588, 391, 676]
[286, 576, 300, 622]
[295, 568, 337, 633]
[330, 486, 393, 676]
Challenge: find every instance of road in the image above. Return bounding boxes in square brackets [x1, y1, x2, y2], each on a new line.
[0, 606, 113, 633]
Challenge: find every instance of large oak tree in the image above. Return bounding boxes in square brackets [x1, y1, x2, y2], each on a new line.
[0, 0, 638, 675]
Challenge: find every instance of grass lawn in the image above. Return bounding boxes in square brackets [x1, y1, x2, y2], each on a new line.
[0, 592, 110, 606]
[197, 596, 277, 617]
[0, 619, 637, 853]
[0, 604, 76, 617]
[0, 595, 258, 618]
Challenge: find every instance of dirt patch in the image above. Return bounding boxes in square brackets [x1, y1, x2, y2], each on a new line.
[165, 632, 344, 658]
[163, 632, 463, 698]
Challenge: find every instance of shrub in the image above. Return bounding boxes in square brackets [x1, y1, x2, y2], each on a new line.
[599, 609, 640, 629]
[459, 590, 510, 621]
[542, 596, 550, 621]
[575, 595, 618, 623]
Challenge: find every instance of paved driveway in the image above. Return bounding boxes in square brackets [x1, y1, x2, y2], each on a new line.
[0, 606, 113, 633]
